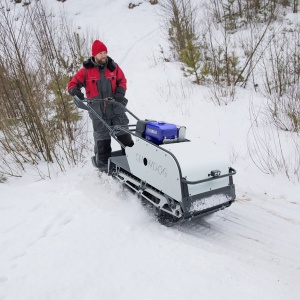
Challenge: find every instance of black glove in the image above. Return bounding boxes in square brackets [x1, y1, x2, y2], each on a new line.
[68, 87, 84, 100]
[114, 86, 128, 106]
[114, 93, 128, 106]
[114, 92, 124, 102]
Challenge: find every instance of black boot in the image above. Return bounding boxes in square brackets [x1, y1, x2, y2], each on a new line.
[95, 139, 112, 171]
[95, 157, 109, 172]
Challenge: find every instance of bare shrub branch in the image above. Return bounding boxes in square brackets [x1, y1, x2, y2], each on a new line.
[247, 99, 300, 182]
[0, 1, 91, 178]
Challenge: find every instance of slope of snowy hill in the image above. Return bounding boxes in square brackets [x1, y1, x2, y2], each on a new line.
[0, 1, 299, 300]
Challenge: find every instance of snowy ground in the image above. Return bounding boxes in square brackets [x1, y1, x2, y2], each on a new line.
[0, 1, 300, 300]
[1, 165, 299, 300]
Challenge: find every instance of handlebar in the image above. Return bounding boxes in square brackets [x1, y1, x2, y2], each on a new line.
[181, 167, 236, 184]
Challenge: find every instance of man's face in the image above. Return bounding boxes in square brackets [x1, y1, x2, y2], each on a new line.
[94, 51, 107, 65]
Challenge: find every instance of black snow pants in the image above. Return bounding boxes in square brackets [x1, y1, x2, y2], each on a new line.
[89, 100, 133, 164]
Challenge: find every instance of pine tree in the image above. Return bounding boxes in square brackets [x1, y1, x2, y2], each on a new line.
[179, 39, 202, 84]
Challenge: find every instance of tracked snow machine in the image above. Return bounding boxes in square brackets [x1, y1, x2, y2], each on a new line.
[74, 96, 236, 225]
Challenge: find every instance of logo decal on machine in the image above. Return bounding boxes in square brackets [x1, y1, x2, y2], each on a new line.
[146, 128, 158, 135]
[136, 153, 167, 177]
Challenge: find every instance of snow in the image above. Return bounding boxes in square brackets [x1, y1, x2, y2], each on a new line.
[0, 1, 300, 300]
[190, 194, 229, 211]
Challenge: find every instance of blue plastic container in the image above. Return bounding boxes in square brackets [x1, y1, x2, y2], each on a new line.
[145, 121, 178, 145]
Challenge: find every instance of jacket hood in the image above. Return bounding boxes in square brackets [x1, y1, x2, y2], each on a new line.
[83, 56, 116, 72]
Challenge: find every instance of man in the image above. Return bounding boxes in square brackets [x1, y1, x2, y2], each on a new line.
[68, 40, 133, 170]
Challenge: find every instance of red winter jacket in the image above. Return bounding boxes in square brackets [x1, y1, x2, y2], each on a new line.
[68, 56, 127, 99]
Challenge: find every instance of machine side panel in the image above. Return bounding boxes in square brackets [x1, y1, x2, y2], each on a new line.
[125, 138, 182, 201]
[161, 141, 233, 196]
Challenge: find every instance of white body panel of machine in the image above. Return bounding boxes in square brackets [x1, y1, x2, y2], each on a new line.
[126, 137, 182, 201]
[126, 137, 231, 202]
[161, 140, 230, 196]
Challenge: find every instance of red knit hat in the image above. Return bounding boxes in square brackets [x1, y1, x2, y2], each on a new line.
[92, 40, 108, 56]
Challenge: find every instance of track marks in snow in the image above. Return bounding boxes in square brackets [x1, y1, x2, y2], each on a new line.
[258, 206, 300, 225]
[238, 234, 262, 244]
[174, 197, 300, 275]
